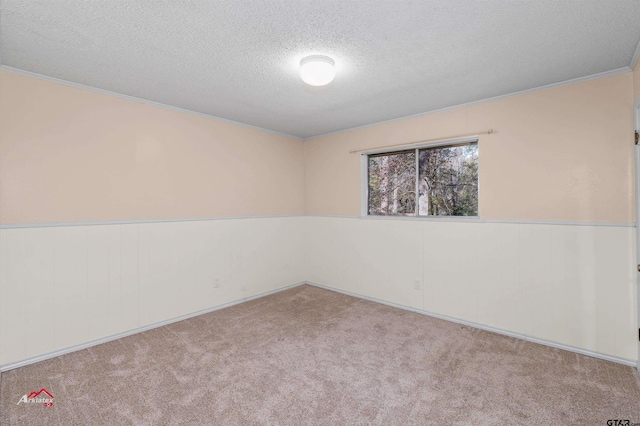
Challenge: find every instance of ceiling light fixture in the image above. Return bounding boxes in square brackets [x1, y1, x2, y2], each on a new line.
[299, 55, 336, 86]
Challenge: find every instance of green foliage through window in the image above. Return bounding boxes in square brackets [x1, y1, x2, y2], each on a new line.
[368, 150, 416, 216]
[367, 142, 478, 217]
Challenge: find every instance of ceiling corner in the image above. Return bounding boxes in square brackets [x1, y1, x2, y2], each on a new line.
[630, 35, 640, 70]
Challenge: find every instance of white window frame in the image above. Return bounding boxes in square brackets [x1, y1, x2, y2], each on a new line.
[361, 137, 480, 219]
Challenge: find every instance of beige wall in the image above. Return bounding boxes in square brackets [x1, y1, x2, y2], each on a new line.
[1, 68, 636, 225]
[0, 70, 304, 224]
[304, 73, 635, 223]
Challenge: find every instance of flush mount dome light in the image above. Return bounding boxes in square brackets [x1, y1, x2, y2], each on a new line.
[299, 55, 336, 86]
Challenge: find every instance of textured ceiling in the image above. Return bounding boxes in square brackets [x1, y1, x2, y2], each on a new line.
[2, 1, 640, 139]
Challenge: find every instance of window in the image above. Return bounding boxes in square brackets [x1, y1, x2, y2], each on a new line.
[368, 150, 416, 216]
[367, 141, 478, 217]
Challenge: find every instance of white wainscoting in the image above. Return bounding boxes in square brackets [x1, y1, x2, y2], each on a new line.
[0, 217, 307, 367]
[1, 215, 637, 369]
[304, 216, 638, 362]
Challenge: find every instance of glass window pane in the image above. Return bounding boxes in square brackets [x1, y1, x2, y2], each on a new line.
[368, 151, 416, 216]
[418, 143, 478, 216]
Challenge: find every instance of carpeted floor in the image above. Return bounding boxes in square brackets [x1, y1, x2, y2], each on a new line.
[1, 284, 639, 425]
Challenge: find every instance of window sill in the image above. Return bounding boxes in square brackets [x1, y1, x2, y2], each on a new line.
[361, 215, 482, 223]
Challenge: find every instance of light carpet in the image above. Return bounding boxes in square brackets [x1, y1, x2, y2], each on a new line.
[1, 284, 639, 425]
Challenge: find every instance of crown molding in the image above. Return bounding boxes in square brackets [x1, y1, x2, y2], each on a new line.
[304, 66, 632, 141]
[0, 63, 633, 142]
[630, 34, 640, 70]
[0, 65, 302, 141]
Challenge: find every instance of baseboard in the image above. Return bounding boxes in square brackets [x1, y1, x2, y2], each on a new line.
[304, 281, 639, 368]
[0, 281, 306, 372]
[3, 279, 636, 372]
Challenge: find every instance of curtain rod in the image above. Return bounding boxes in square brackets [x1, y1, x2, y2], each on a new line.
[348, 129, 494, 154]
